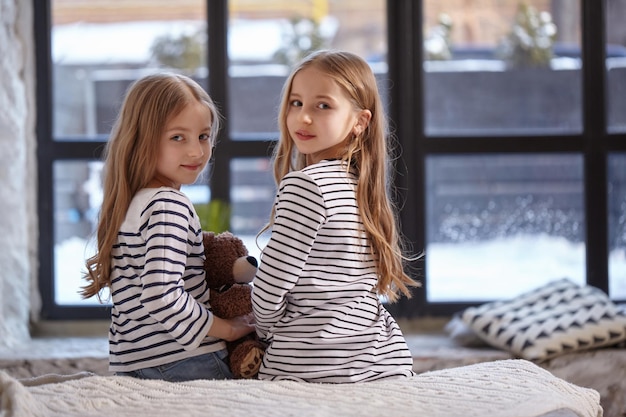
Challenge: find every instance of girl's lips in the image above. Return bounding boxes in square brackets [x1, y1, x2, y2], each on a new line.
[182, 164, 202, 171]
[295, 130, 315, 140]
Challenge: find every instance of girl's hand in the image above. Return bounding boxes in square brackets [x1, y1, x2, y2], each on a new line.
[208, 313, 255, 341]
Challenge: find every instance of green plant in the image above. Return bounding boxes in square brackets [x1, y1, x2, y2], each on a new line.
[195, 200, 231, 233]
[497, 2, 557, 69]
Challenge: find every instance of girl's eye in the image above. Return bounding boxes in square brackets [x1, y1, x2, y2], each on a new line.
[317, 103, 330, 110]
[171, 134, 184, 142]
[199, 133, 211, 142]
[290, 99, 302, 107]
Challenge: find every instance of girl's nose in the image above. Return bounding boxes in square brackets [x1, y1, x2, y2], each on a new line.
[189, 139, 205, 157]
[299, 110, 312, 124]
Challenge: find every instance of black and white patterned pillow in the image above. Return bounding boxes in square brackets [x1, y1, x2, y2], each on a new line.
[461, 278, 626, 361]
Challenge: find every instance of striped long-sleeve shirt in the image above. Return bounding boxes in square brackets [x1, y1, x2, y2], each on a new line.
[252, 159, 415, 383]
[108, 188, 224, 373]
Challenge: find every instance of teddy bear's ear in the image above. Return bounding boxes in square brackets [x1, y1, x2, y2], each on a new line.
[215, 231, 248, 258]
[203, 231, 216, 246]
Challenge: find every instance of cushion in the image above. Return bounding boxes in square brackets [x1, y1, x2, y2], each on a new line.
[461, 278, 626, 361]
[444, 314, 489, 347]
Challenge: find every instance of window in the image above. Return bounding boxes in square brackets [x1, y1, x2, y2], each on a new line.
[37, 0, 211, 317]
[609, 153, 626, 297]
[225, 0, 387, 259]
[386, 0, 626, 318]
[227, 0, 387, 139]
[422, 1, 588, 302]
[35, 0, 388, 318]
[425, 154, 585, 302]
[36, 0, 626, 320]
[606, 0, 626, 298]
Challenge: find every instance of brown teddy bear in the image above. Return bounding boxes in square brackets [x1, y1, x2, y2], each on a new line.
[203, 231, 265, 379]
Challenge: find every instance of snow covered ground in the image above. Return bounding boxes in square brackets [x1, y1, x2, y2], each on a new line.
[55, 234, 626, 306]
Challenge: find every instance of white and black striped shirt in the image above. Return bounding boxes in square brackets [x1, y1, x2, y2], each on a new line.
[252, 159, 415, 383]
[108, 188, 224, 372]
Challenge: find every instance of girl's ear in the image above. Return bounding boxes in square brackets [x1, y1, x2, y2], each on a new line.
[353, 109, 372, 135]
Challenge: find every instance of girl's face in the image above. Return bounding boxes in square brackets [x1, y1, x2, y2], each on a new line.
[286, 66, 370, 165]
[150, 100, 213, 189]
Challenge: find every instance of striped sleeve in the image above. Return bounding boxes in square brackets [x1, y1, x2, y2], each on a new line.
[252, 171, 326, 341]
[138, 194, 213, 349]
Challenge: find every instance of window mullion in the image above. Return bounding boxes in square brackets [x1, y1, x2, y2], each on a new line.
[386, 0, 426, 318]
[582, 0, 609, 292]
[207, 0, 231, 203]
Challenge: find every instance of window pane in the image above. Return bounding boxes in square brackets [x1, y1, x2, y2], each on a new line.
[423, 1, 581, 136]
[227, 0, 387, 139]
[53, 160, 210, 306]
[606, 0, 626, 133]
[609, 153, 626, 299]
[53, 160, 104, 305]
[426, 154, 585, 301]
[230, 158, 274, 260]
[52, 0, 206, 140]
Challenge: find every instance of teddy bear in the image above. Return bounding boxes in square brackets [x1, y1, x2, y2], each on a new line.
[203, 230, 265, 379]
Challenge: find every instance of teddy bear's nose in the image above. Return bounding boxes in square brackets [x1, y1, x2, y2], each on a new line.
[247, 256, 258, 268]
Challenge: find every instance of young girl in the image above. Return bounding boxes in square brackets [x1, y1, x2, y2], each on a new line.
[81, 73, 254, 382]
[252, 50, 420, 383]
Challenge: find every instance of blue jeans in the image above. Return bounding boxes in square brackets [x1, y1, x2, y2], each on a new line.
[115, 349, 233, 382]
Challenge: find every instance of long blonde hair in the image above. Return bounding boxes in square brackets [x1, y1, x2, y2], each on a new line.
[81, 73, 221, 300]
[268, 50, 419, 302]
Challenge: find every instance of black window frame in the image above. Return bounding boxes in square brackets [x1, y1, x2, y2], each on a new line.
[387, 0, 626, 318]
[35, 0, 625, 320]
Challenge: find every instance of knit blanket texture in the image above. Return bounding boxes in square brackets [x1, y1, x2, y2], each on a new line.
[0, 359, 601, 417]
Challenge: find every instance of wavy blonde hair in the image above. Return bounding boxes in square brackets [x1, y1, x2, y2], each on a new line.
[81, 73, 221, 300]
[266, 50, 419, 302]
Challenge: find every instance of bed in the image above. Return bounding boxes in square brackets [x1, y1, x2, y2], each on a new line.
[0, 359, 601, 417]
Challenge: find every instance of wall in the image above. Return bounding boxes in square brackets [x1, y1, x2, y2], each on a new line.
[0, 0, 37, 347]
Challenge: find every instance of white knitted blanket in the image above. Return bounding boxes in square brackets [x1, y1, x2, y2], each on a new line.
[0, 359, 601, 417]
